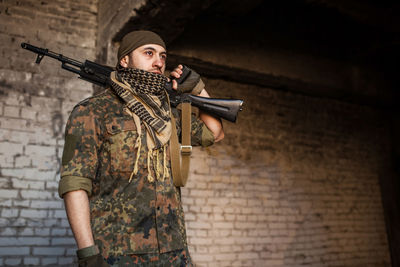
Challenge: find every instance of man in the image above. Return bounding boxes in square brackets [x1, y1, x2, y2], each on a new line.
[58, 30, 223, 266]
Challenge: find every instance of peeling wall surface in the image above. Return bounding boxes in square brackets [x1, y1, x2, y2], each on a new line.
[0, 0, 395, 266]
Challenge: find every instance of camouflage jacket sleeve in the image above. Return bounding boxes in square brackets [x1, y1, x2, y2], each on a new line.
[171, 107, 214, 147]
[58, 102, 102, 198]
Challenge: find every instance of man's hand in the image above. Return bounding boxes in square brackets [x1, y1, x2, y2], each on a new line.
[169, 64, 184, 91]
[169, 65, 204, 95]
[78, 251, 108, 267]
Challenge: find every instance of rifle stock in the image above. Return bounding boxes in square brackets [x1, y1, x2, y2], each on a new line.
[180, 95, 243, 123]
[21, 42, 244, 122]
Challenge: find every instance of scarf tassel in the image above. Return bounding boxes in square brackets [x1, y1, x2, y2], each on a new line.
[129, 135, 142, 183]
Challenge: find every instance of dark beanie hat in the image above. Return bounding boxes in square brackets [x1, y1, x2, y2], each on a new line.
[117, 30, 166, 63]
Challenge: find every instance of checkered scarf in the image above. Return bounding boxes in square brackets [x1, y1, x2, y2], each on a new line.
[109, 67, 171, 149]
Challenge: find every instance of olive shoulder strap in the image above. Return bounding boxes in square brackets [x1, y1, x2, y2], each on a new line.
[170, 102, 192, 187]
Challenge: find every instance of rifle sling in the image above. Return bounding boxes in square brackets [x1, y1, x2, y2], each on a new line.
[170, 102, 192, 187]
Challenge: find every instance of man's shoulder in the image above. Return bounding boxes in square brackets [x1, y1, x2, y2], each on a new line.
[71, 89, 123, 118]
[75, 89, 118, 108]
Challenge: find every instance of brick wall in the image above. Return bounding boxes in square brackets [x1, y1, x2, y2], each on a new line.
[0, 1, 98, 266]
[181, 78, 392, 266]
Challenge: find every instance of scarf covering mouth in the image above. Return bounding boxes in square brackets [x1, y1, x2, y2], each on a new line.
[109, 67, 171, 150]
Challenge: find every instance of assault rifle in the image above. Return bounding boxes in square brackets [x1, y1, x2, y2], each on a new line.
[21, 43, 243, 122]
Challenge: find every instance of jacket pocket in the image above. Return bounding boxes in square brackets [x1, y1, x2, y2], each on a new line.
[106, 120, 138, 175]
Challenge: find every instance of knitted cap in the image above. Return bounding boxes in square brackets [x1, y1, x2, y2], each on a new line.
[117, 30, 166, 63]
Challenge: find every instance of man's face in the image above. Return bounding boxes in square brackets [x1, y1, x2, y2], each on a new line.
[120, 44, 167, 75]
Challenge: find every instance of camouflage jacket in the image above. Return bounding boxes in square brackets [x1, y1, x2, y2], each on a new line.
[58, 89, 214, 257]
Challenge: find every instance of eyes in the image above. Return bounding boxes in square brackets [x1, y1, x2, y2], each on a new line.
[144, 50, 167, 61]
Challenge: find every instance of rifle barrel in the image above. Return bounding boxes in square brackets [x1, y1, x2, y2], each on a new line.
[21, 42, 82, 67]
